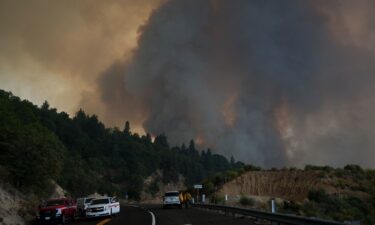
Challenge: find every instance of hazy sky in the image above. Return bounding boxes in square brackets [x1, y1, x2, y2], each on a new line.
[0, 0, 164, 133]
[1, 0, 375, 167]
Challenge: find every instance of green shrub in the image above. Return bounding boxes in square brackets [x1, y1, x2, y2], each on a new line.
[243, 165, 261, 171]
[210, 195, 225, 204]
[283, 201, 302, 213]
[334, 169, 346, 178]
[225, 170, 238, 180]
[239, 196, 255, 206]
[308, 189, 329, 203]
[203, 181, 214, 194]
[305, 165, 320, 171]
[344, 165, 364, 173]
[335, 179, 346, 189]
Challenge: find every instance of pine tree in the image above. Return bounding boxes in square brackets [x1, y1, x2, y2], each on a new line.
[230, 156, 235, 165]
[124, 121, 131, 135]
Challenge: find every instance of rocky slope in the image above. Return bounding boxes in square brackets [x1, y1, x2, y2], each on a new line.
[0, 181, 67, 225]
[0, 184, 28, 225]
[141, 170, 186, 203]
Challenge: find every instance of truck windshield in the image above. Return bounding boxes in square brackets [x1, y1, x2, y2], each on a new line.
[90, 199, 109, 205]
[165, 192, 179, 197]
[46, 200, 65, 206]
[85, 198, 94, 203]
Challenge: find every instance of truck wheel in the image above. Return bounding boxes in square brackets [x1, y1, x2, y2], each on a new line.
[60, 215, 66, 225]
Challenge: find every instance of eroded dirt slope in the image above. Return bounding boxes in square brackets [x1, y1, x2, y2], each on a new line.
[218, 170, 332, 201]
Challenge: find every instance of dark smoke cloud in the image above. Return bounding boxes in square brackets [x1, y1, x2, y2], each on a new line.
[98, 0, 375, 167]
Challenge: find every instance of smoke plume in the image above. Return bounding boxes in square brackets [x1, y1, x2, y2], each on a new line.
[99, 0, 375, 167]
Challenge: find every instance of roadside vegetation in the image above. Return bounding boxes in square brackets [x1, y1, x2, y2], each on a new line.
[301, 165, 375, 225]
[202, 165, 375, 225]
[239, 196, 255, 207]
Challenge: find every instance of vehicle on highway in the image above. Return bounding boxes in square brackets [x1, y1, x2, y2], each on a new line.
[76, 197, 94, 217]
[85, 197, 120, 217]
[38, 198, 76, 224]
[180, 191, 193, 208]
[163, 191, 182, 208]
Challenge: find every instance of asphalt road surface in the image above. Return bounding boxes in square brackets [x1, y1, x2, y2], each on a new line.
[71, 205, 151, 225]
[72, 204, 255, 225]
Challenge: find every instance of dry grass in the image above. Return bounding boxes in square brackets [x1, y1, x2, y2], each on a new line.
[217, 171, 333, 201]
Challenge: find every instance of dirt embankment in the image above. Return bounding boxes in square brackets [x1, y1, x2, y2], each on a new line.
[0, 181, 67, 225]
[218, 170, 335, 201]
[0, 184, 28, 225]
[141, 170, 186, 204]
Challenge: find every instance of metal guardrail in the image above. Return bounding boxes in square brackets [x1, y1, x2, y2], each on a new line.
[193, 203, 346, 225]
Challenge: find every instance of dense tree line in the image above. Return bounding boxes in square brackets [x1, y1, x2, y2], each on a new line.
[0, 90, 242, 199]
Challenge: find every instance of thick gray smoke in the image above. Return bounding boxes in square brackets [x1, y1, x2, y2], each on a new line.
[100, 0, 375, 167]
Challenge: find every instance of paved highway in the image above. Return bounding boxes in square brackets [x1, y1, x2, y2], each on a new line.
[71, 204, 255, 225]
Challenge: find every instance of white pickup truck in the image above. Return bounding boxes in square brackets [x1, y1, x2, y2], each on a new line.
[85, 197, 120, 217]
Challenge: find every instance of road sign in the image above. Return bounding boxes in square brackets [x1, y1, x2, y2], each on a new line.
[194, 184, 203, 189]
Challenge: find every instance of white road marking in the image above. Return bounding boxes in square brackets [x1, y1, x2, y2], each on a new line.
[128, 204, 156, 225]
[149, 210, 156, 225]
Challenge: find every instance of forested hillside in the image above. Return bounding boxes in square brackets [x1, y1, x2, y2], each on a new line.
[0, 90, 242, 199]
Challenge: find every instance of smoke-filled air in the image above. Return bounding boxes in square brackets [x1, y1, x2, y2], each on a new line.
[2, 0, 375, 168]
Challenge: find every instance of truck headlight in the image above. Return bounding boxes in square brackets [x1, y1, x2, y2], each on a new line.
[55, 209, 62, 216]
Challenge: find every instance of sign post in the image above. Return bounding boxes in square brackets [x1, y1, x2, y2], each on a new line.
[194, 184, 203, 203]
